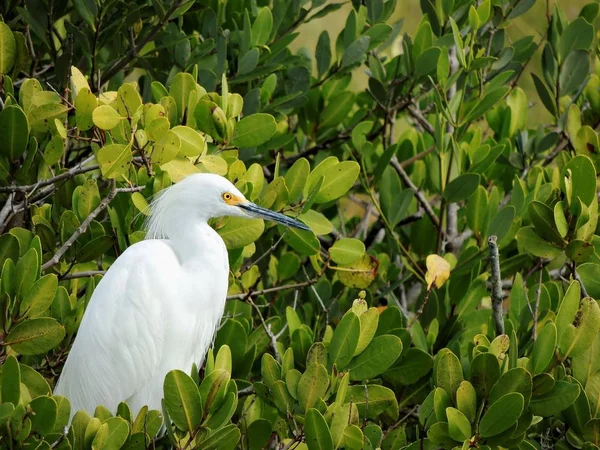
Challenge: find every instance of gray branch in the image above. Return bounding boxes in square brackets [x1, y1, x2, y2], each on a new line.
[487, 235, 505, 335]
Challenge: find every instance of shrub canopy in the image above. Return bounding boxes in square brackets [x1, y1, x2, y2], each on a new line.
[0, 0, 600, 449]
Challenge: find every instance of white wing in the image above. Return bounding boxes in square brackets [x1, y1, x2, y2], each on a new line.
[54, 239, 180, 416]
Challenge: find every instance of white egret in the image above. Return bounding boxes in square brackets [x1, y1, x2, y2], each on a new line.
[54, 173, 310, 417]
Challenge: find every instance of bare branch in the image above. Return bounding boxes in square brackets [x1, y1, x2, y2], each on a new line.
[60, 270, 106, 280]
[0, 193, 15, 233]
[99, 1, 185, 86]
[42, 186, 142, 271]
[0, 157, 99, 193]
[226, 280, 316, 300]
[487, 236, 505, 336]
[390, 156, 442, 232]
[406, 105, 435, 136]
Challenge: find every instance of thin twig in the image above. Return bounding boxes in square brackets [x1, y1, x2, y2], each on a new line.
[226, 280, 316, 300]
[390, 156, 441, 232]
[238, 386, 255, 397]
[99, 1, 184, 85]
[0, 193, 14, 233]
[573, 263, 590, 298]
[42, 186, 139, 271]
[487, 236, 505, 336]
[0, 157, 99, 193]
[60, 270, 106, 280]
[406, 105, 435, 135]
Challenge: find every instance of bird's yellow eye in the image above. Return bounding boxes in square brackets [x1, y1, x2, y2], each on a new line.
[222, 193, 232, 201]
[222, 192, 238, 204]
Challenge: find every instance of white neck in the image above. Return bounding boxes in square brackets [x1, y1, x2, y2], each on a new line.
[167, 221, 227, 268]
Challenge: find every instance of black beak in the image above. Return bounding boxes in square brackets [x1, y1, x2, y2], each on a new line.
[238, 203, 311, 231]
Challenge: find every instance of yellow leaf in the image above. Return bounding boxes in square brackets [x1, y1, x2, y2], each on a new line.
[425, 254, 451, 289]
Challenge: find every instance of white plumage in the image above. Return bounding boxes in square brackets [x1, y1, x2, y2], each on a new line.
[54, 173, 309, 418]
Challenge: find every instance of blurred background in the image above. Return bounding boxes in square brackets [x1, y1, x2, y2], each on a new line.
[291, 0, 592, 127]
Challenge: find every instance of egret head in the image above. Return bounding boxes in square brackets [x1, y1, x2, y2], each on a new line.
[146, 173, 310, 239]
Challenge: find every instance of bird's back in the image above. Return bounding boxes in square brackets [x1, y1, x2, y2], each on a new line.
[54, 233, 229, 417]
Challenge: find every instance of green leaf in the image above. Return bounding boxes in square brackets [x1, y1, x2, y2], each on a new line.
[91, 416, 130, 450]
[198, 369, 230, 413]
[479, 393, 524, 437]
[297, 210, 332, 236]
[238, 48, 259, 75]
[281, 226, 320, 255]
[560, 50, 590, 96]
[92, 105, 123, 130]
[383, 348, 433, 385]
[218, 217, 264, 249]
[5, 317, 65, 355]
[562, 155, 597, 208]
[0, 105, 29, 160]
[151, 130, 181, 165]
[171, 125, 205, 157]
[556, 281, 581, 331]
[115, 83, 142, 118]
[342, 425, 363, 450]
[19, 274, 58, 319]
[470, 352, 500, 399]
[506, 87, 528, 135]
[531, 322, 557, 374]
[328, 311, 360, 370]
[196, 424, 240, 450]
[489, 367, 532, 409]
[558, 297, 600, 359]
[305, 408, 334, 450]
[337, 254, 379, 289]
[1, 355, 20, 405]
[463, 87, 510, 124]
[446, 407, 471, 441]
[578, 263, 600, 298]
[315, 161, 360, 203]
[0, 22, 16, 74]
[529, 380, 580, 416]
[554, 201, 569, 237]
[456, 380, 477, 423]
[341, 36, 370, 68]
[20, 364, 51, 398]
[347, 335, 403, 380]
[316, 31, 332, 79]
[252, 8, 273, 46]
[215, 320, 247, 364]
[528, 201, 564, 245]
[0, 234, 19, 270]
[297, 363, 329, 412]
[449, 18, 466, 68]
[435, 348, 464, 399]
[75, 179, 101, 220]
[330, 238, 365, 265]
[443, 174, 480, 202]
[415, 47, 441, 78]
[231, 113, 277, 148]
[559, 17, 594, 61]
[285, 158, 310, 203]
[345, 385, 397, 419]
[163, 370, 203, 432]
[516, 226, 563, 259]
[44, 135, 64, 166]
[169, 72, 200, 121]
[320, 93, 355, 129]
[355, 308, 379, 356]
[97, 143, 133, 179]
[532, 73, 558, 116]
[29, 396, 57, 434]
[380, 167, 413, 227]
